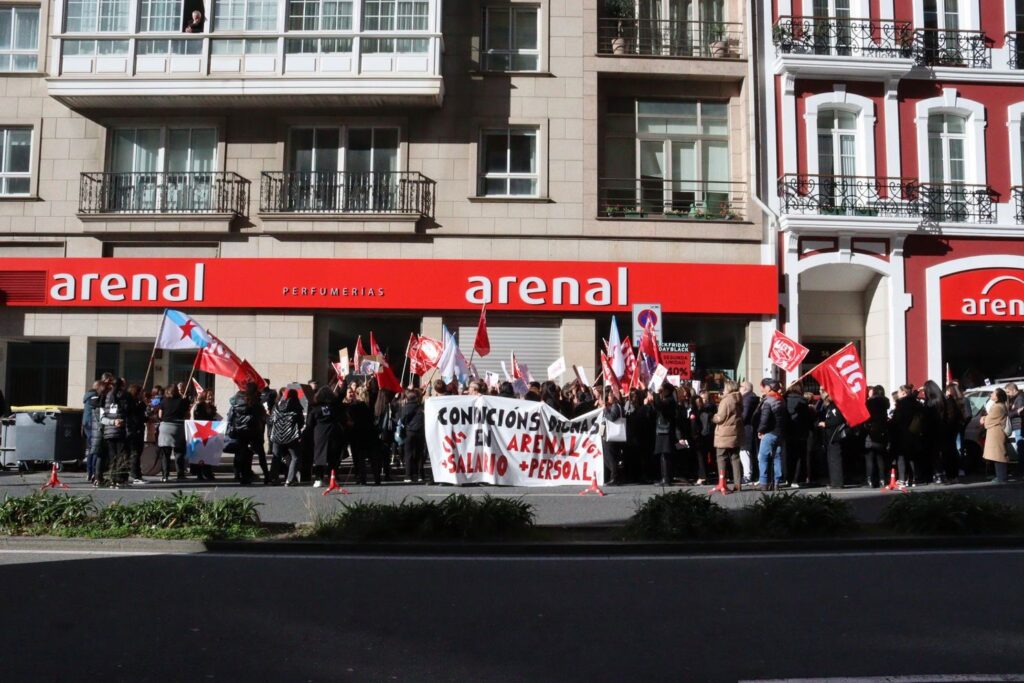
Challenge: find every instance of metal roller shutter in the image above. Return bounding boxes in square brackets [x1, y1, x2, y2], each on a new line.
[454, 318, 561, 381]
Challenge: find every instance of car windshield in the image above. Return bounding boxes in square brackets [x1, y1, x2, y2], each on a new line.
[965, 394, 989, 417]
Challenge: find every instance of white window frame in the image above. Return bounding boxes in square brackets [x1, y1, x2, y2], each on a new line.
[1006, 101, 1024, 187]
[914, 88, 986, 186]
[362, 0, 429, 32]
[214, 0, 279, 32]
[63, 0, 132, 33]
[107, 125, 220, 174]
[478, 127, 540, 198]
[802, 89, 876, 178]
[286, 0, 354, 32]
[927, 112, 967, 184]
[286, 124, 402, 173]
[0, 126, 32, 197]
[913, 0, 979, 32]
[0, 5, 41, 72]
[482, 5, 540, 73]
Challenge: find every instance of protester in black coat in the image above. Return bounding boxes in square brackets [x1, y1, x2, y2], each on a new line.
[819, 394, 847, 489]
[784, 385, 813, 486]
[347, 387, 381, 485]
[891, 386, 923, 486]
[124, 384, 148, 484]
[100, 380, 130, 487]
[305, 386, 345, 486]
[739, 382, 759, 483]
[864, 387, 891, 488]
[922, 380, 947, 484]
[651, 383, 678, 486]
[400, 390, 427, 483]
[227, 390, 264, 485]
[601, 389, 624, 485]
[269, 389, 303, 486]
[625, 389, 654, 483]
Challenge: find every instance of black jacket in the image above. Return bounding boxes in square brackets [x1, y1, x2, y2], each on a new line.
[124, 396, 148, 440]
[100, 390, 129, 440]
[785, 392, 812, 440]
[864, 395, 890, 447]
[757, 393, 787, 436]
[823, 402, 847, 444]
[740, 391, 759, 449]
[401, 399, 425, 434]
[891, 395, 924, 455]
[305, 399, 346, 463]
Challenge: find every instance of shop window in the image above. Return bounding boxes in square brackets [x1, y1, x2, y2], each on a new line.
[483, 5, 539, 72]
[478, 128, 539, 197]
[287, 0, 353, 31]
[0, 127, 31, 196]
[215, 0, 278, 31]
[64, 0, 131, 32]
[0, 5, 39, 72]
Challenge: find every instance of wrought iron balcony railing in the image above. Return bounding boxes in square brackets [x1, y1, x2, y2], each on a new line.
[773, 16, 914, 58]
[1007, 32, 1024, 69]
[918, 183, 996, 223]
[79, 171, 250, 215]
[777, 174, 920, 217]
[913, 28, 991, 68]
[1014, 186, 1024, 224]
[259, 171, 435, 218]
[597, 18, 743, 58]
[598, 178, 746, 220]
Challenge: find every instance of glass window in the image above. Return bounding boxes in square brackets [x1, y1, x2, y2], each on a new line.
[0, 6, 39, 72]
[363, 0, 429, 31]
[215, 0, 278, 31]
[65, 0, 130, 32]
[361, 37, 428, 52]
[287, 0, 353, 31]
[107, 127, 218, 212]
[285, 37, 352, 53]
[62, 39, 130, 55]
[927, 112, 967, 184]
[139, 0, 180, 32]
[137, 38, 203, 54]
[0, 127, 31, 196]
[478, 128, 539, 197]
[483, 6, 539, 71]
[211, 37, 276, 53]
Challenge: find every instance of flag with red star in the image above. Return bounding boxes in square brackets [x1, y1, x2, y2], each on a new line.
[156, 309, 210, 350]
[185, 420, 226, 464]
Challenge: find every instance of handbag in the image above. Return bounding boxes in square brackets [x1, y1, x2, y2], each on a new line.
[605, 417, 627, 443]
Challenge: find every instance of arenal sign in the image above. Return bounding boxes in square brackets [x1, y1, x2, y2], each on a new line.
[941, 268, 1024, 322]
[0, 258, 776, 315]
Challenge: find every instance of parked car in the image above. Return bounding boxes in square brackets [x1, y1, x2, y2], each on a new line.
[962, 378, 1023, 464]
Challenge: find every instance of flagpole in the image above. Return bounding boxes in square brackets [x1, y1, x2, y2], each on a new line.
[141, 308, 168, 393]
[784, 343, 851, 392]
[398, 334, 412, 390]
[184, 347, 201, 399]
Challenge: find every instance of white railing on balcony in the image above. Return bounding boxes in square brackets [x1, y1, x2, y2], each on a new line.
[53, 33, 442, 80]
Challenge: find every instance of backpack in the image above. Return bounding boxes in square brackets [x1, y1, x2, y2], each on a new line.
[270, 409, 301, 445]
[226, 403, 254, 439]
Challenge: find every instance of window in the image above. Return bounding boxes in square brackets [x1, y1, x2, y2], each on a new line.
[363, 0, 429, 31]
[0, 127, 31, 195]
[107, 127, 217, 212]
[928, 113, 966, 184]
[63, 39, 130, 55]
[811, 0, 850, 55]
[484, 6, 538, 71]
[215, 0, 277, 31]
[637, 0, 724, 56]
[816, 108, 857, 209]
[211, 38, 276, 54]
[65, 0, 130, 32]
[138, 38, 203, 54]
[285, 37, 352, 53]
[479, 128, 538, 197]
[0, 6, 39, 72]
[361, 37, 428, 52]
[288, 0, 353, 31]
[139, 0, 179, 32]
[603, 99, 729, 215]
[924, 0, 959, 31]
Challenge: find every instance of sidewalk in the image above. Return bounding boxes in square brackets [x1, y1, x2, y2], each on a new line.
[3, 467, 1023, 526]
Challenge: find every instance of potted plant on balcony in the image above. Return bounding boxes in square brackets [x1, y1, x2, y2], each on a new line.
[605, 0, 635, 55]
[708, 21, 730, 58]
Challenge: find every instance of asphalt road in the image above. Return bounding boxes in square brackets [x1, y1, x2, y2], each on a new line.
[2, 467, 1024, 525]
[1, 547, 1022, 682]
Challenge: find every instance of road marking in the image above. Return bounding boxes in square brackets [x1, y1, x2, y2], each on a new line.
[744, 677, 1024, 682]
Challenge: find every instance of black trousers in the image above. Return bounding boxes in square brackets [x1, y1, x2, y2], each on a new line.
[785, 437, 810, 484]
[603, 441, 621, 482]
[403, 432, 425, 482]
[106, 439, 129, 484]
[897, 448, 918, 484]
[127, 434, 144, 480]
[865, 444, 889, 486]
[826, 440, 844, 488]
[656, 450, 673, 485]
[233, 440, 254, 484]
[159, 446, 187, 479]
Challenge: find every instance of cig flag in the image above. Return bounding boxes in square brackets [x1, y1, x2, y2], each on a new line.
[768, 329, 810, 374]
[810, 343, 871, 427]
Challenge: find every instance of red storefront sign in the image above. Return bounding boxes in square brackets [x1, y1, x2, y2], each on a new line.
[940, 268, 1024, 322]
[660, 351, 693, 380]
[0, 258, 776, 314]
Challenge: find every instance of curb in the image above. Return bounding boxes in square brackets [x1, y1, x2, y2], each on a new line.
[0, 536, 208, 554]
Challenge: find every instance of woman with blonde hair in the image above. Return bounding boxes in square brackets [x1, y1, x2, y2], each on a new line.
[983, 388, 1010, 483]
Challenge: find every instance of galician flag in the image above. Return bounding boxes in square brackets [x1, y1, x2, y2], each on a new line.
[608, 317, 626, 379]
[437, 325, 469, 384]
[156, 309, 210, 350]
[185, 420, 226, 465]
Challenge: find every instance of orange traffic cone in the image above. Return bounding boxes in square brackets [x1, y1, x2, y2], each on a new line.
[709, 470, 729, 496]
[41, 463, 70, 490]
[578, 475, 605, 497]
[884, 467, 907, 493]
[322, 469, 351, 496]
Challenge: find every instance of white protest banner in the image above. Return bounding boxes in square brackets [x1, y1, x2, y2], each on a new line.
[547, 357, 566, 381]
[337, 349, 350, 378]
[426, 395, 604, 487]
[500, 360, 512, 381]
[484, 371, 500, 390]
[648, 363, 669, 391]
[185, 420, 226, 465]
[666, 375, 681, 387]
[573, 365, 591, 387]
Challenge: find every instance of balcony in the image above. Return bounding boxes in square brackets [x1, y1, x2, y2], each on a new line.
[778, 174, 920, 218]
[1007, 33, 1024, 69]
[771, 16, 915, 78]
[598, 178, 746, 221]
[918, 183, 996, 224]
[597, 19, 744, 59]
[79, 171, 250, 216]
[259, 171, 435, 221]
[1014, 187, 1024, 223]
[913, 28, 991, 69]
[48, 33, 443, 110]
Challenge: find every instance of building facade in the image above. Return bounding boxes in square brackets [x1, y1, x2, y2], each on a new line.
[0, 0, 774, 407]
[764, 0, 1024, 390]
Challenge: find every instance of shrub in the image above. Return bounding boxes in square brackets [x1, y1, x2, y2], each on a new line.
[0, 493, 96, 533]
[880, 492, 1024, 536]
[625, 490, 734, 540]
[746, 492, 858, 538]
[314, 494, 536, 541]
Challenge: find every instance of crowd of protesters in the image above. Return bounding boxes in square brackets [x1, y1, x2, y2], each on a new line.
[76, 369, 1018, 489]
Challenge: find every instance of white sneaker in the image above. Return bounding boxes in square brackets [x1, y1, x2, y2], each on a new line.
[132, 478, 146, 485]
[312, 480, 322, 488]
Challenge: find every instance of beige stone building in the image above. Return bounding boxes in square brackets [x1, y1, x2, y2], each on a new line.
[0, 0, 774, 406]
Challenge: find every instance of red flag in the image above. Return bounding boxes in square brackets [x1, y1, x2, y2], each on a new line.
[600, 351, 621, 393]
[369, 331, 382, 356]
[353, 335, 366, 370]
[768, 329, 810, 374]
[628, 352, 643, 390]
[640, 320, 661, 366]
[413, 335, 444, 375]
[368, 331, 403, 393]
[622, 341, 638, 386]
[810, 343, 871, 427]
[191, 378, 204, 397]
[196, 333, 242, 379]
[474, 305, 491, 357]
[511, 351, 523, 380]
[233, 359, 267, 391]
[946, 362, 954, 387]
